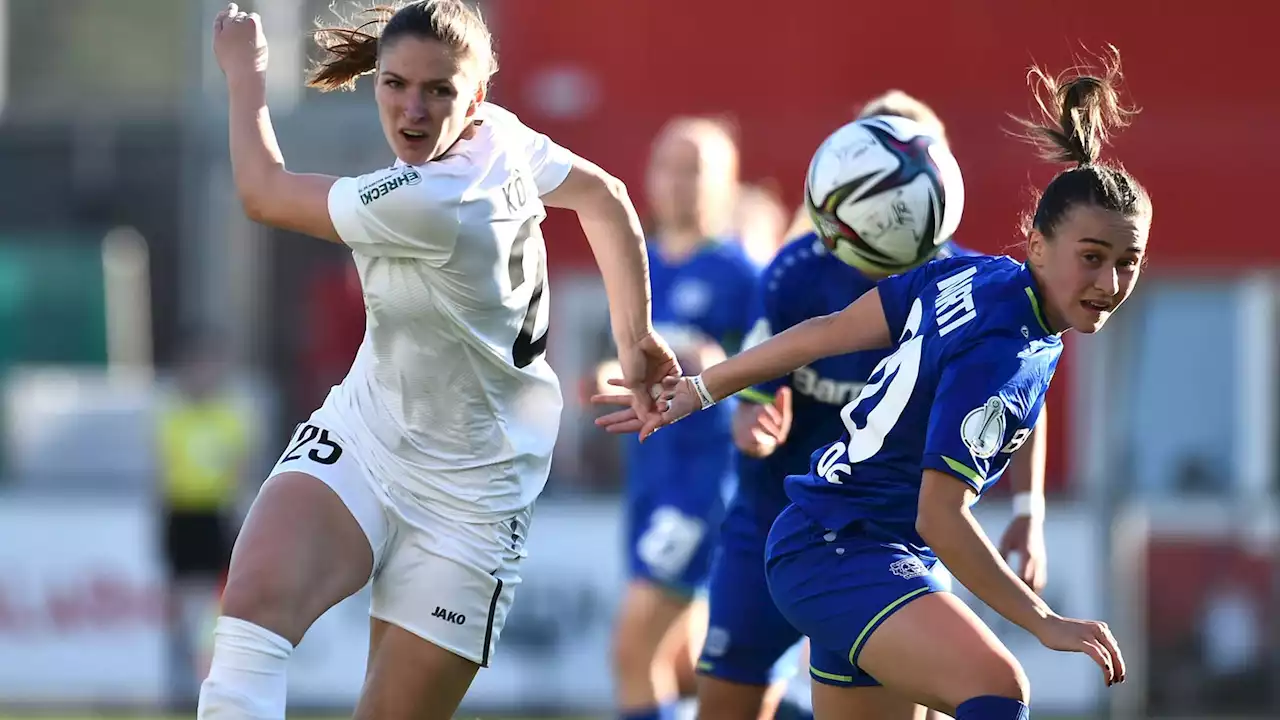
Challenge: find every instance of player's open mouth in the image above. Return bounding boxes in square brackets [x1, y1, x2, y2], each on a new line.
[1081, 299, 1110, 313]
[401, 130, 428, 142]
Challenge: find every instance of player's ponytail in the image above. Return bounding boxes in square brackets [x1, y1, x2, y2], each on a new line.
[307, 1, 497, 93]
[1012, 46, 1152, 238]
[1014, 46, 1133, 167]
[307, 6, 390, 92]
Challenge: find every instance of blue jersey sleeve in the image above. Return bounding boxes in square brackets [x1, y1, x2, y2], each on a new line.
[921, 342, 1034, 492]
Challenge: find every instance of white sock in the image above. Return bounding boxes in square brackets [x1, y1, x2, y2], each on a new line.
[196, 616, 293, 719]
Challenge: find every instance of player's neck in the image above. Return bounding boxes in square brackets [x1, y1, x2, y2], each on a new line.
[656, 228, 711, 263]
[1026, 263, 1067, 334]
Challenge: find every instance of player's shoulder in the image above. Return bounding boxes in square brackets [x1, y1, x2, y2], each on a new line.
[760, 231, 831, 285]
[933, 255, 1060, 352]
[474, 102, 525, 134]
[338, 161, 440, 209]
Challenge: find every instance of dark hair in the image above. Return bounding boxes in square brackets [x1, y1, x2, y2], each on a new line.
[307, 0, 497, 93]
[1012, 46, 1151, 237]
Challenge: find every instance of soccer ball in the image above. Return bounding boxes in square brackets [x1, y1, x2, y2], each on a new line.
[804, 115, 965, 275]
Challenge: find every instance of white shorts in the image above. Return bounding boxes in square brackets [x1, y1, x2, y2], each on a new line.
[264, 418, 531, 667]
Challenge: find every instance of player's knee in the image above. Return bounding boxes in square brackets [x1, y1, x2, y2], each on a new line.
[612, 622, 660, 679]
[220, 560, 301, 638]
[962, 652, 1030, 707]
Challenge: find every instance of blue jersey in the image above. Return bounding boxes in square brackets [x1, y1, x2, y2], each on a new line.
[622, 237, 760, 591]
[624, 238, 760, 483]
[734, 234, 973, 524]
[784, 254, 1061, 548]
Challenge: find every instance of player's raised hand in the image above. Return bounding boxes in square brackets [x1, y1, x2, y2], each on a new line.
[1032, 615, 1125, 687]
[593, 375, 702, 441]
[615, 330, 682, 427]
[213, 3, 269, 77]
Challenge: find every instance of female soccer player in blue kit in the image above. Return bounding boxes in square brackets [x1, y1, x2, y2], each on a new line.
[698, 91, 1048, 720]
[597, 50, 1147, 720]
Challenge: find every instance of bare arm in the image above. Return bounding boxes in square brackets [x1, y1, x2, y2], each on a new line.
[1004, 408, 1047, 511]
[226, 73, 341, 243]
[916, 470, 1056, 632]
[544, 158, 652, 346]
[699, 289, 893, 402]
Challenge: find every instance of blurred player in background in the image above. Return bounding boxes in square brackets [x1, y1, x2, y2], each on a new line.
[205, 2, 679, 718]
[600, 50, 1145, 720]
[600, 116, 760, 720]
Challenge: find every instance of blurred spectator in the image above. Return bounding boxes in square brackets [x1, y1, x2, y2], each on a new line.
[155, 327, 253, 707]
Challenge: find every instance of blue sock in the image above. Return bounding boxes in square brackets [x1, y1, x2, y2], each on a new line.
[956, 695, 1029, 720]
[620, 703, 677, 720]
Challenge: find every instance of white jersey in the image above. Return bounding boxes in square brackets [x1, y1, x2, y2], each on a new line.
[322, 102, 573, 522]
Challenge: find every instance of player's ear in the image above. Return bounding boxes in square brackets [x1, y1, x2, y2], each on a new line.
[1026, 229, 1049, 268]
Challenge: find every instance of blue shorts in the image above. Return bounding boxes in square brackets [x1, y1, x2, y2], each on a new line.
[697, 499, 803, 686]
[764, 503, 949, 688]
[625, 443, 732, 596]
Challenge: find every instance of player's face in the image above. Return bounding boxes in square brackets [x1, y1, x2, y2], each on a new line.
[375, 37, 484, 165]
[1031, 203, 1149, 334]
[646, 131, 735, 235]
[647, 135, 704, 230]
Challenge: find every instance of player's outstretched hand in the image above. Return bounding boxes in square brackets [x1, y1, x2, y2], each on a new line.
[615, 330, 682, 426]
[593, 375, 701, 441]
[213, 3, 269, 77]
[1033, 615, 1125, 687]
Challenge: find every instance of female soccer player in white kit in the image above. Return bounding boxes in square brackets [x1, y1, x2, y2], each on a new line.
[204, 3, 680, 718]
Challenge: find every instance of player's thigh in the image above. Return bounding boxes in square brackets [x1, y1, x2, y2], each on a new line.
[856, 592, 1029, 715]
[355, 617, 479, 720]
[666, 593, 707, 695]
[222, 425, 388, 642]
[810, 684, 927, 720]
[613, 578, 697, 667]
[763, 506, 954, 707]
[370, 498, 528, 671]
[696, 675, 790, 720]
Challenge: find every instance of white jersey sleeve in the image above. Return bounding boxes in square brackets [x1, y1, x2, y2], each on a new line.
[478, 103, 573, 196]
[327, 163, 463, 262]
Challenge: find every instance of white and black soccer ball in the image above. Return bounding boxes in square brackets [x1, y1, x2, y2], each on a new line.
[804, 115, 965, 275]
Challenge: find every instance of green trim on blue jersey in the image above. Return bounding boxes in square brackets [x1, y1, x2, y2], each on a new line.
[941, 455, 984, 488]
[810, 665, 854, 683]
[1023, 286, 1052, 335]
[736, 387, 775, 405]
[848, 586, 932, 666]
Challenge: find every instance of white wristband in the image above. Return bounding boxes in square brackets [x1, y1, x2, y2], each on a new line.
[1011, 491, 1045, 518]
[688, 374, 716, 409]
